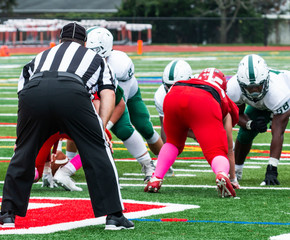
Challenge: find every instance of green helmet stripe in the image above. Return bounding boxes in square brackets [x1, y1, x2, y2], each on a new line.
[169, 60, 178, 81]
[248, 55, 256, 84]
[86, 26, 98, 34]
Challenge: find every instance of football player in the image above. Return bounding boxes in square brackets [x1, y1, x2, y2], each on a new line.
[155, 61, 240, 188]
[86, 27, 164, 156]
[145, 68, 239, 197]
[227, 54, 290, 185]
[155, 59, 194, 142]
[54, 83, 156, 190]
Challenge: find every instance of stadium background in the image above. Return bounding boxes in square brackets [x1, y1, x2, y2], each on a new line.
[0, 1, 290, 239]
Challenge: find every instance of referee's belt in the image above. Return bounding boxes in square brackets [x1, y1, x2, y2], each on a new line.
[30, 71, 84, 85]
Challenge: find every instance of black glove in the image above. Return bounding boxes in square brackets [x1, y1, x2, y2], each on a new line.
[250, 116, 267, 133]
[261, 165, 280, 185]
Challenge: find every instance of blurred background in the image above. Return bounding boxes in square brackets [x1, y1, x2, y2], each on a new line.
[0, 0, 290, 46]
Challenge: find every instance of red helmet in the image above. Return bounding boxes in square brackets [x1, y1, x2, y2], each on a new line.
[197, 68, 227, 91]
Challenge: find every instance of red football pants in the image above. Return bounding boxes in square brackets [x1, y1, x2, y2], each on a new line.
[163, 86, 228, 165]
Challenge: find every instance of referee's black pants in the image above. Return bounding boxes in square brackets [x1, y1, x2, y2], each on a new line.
[1, 72, 123, 217]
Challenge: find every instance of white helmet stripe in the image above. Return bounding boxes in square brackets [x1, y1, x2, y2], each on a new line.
[208, 68, 215, 81]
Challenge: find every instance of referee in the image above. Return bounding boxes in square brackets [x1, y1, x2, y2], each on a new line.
[0, 22, 134, 230]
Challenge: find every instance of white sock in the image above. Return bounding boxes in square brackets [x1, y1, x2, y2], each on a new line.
[268, 157, 279, 167]
[136, 152, 152, 165]
[235, 164, 244, 171]
[63, 162, 76, 175]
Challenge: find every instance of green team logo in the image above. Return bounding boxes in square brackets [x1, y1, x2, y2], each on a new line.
[128, 68, 133, 78]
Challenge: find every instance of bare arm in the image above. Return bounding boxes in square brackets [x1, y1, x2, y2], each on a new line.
[270, 110, 290, 159]
[223, 113, 235, 180]
[109, 98, 125, 125]
[92, 98, 100, 113]
[159, 116, 167, 143]
[93, 96, 125, 128]
[237, 103, 250, 128]
[99, 89, 115, 129]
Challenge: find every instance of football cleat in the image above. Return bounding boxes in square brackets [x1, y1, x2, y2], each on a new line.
[230, 178, 240, 189]
[53, 167, 83, 191]
[0, 212, 15, 228]
[165, 166, 175, 177]
[105, 214, 134, 230]
[144, 176, 163, 193]
[260, 164, 280, 186]
[235, 168, 243, 181]
[216, 172, 236, 198]
[141, 160, 155, 184]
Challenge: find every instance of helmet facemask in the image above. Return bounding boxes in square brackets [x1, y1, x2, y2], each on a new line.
[238, 75, 269, 102]
[237, 54, 270, 102]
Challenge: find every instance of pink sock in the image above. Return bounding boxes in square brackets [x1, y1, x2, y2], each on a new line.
[154, 143, 179, 179]
[34, 168, 39, 181]
[66, 154, 82, 173]
[211, 155, 230, 175]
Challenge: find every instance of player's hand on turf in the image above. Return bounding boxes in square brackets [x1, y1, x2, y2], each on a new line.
[260, 164, 280, 186]
[250, 116, 267, 133]
[41, 172, 58, 188]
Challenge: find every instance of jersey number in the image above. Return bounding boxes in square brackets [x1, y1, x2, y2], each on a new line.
[276, 102, 289, 114]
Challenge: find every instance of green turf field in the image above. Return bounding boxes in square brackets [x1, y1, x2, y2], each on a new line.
[0, 50, 289, 239]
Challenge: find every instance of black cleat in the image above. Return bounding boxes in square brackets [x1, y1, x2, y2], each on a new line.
[105, 214, 134, 230]
[260, 165, 280, 186]
[0, 212, 15, 228]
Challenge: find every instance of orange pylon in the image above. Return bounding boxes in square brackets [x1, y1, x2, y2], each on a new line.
[137, 40, 143, 55]
[49, 42, 56, 48]
[0, 45, 10, 57]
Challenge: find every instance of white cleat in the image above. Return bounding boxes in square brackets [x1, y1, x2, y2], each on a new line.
[53, 167, 82, 191]
[235, 168, 243, 181]
[141, 160, 155, 184]
[165, 166, 174, 177]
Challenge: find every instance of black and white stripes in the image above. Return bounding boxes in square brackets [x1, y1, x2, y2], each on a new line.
[18, 41, 115, 94]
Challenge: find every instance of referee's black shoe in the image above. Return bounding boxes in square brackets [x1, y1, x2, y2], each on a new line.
[0, 212, 15, 228]
[105, 214, 134, 230]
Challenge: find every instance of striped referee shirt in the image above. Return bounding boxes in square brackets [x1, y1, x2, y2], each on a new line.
[18, 41, 115, 95]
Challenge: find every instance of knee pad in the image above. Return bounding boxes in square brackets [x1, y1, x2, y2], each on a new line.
[146, 130, 160, 144]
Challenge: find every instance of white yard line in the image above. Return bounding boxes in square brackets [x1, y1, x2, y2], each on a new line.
[3, 181, 290, 190]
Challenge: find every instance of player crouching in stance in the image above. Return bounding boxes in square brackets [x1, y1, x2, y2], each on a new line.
[227, 54, 290, 185]
[145, 68, 239, 198]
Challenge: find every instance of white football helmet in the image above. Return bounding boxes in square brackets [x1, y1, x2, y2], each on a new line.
[162, 59, 192, 92]
[86, 27, 113, 58]
[237, 54, 270, 102]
